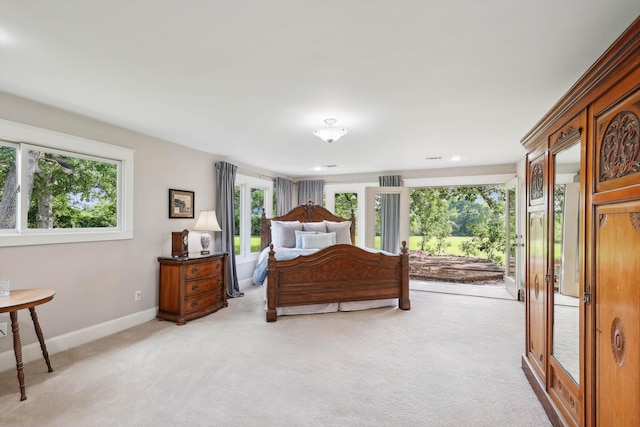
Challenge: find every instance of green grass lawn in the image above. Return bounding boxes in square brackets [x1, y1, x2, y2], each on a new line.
[236, 235, 491, 260]
[407, 236, 500, 263]
[407, 236, 474, 256]
[232, 236, 261, 254]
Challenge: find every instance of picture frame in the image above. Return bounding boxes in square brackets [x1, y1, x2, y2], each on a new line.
[169, 189, 195, 219]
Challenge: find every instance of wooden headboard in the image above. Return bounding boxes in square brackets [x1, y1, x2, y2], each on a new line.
[260, 201, 355, 250]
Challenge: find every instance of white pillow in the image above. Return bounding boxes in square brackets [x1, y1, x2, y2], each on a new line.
[270, 220, 302, 248]
[324, 220, 352, 244]
[302, 222, 327, 233]
[294, 230, 317, 248]
[301, 232, 336, 249]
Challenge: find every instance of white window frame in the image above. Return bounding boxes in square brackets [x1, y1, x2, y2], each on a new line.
[325, 182, 374, 247]
[0, 120, 134, 247]
[235, 174, 272, 261]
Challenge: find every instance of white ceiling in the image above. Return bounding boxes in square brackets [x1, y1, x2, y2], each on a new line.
[1, 1, 638, 180]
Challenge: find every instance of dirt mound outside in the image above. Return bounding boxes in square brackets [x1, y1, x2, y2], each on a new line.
[409, 254, 504, 284]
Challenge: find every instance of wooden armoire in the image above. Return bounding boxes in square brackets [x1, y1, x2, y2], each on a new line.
[521, 17, 639, 427]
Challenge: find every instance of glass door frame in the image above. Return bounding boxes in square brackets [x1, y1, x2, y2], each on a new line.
[505, 176, 523, 300]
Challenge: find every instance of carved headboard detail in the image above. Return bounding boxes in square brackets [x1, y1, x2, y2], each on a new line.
[260, 201, 355, 250]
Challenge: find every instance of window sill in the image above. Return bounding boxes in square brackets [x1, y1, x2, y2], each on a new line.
[234, 254, 260, 266]
[0, 230, 134, 247]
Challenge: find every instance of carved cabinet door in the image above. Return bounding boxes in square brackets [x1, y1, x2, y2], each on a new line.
[527, 149, 548, 381]
[527, 210, 547, 379]
[593, 77, 640, 426]
[592, 78, 640, 426]
[594, 203, 640, 425]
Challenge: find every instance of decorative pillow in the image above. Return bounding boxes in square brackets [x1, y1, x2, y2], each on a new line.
[324, 220, 352, 244]
[294, 230, 317, 248]
[270, 220, 302, 248]
[300, 232, 337, 249]
[302, 222, 327, 233]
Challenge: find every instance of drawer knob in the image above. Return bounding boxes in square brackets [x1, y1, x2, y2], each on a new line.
[191, 267, 199, 274]
[216, 278, 221, 285]
[192, 284, 199, 291]
[191, 301, 198, 308]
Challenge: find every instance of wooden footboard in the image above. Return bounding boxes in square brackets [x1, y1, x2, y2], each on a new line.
[266, 242, 410, 322]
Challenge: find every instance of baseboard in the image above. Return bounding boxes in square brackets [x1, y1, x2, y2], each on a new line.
[521, 354, 567, 427]
[0, 307, 157, 373]
[239, 277, 254, 291]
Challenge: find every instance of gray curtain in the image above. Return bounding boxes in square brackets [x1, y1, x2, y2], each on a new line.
[216, 161, 243, 298]
[275, 177, 293, 216]
[297, 180, 325, 206]
[379, 175, 402, 254]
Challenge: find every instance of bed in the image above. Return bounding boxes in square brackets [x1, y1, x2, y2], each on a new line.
[253, 201, 410, 322]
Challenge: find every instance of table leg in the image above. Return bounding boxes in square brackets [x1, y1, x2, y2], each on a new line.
[9, 311, 26, 401]
[29, 307, 53, 373]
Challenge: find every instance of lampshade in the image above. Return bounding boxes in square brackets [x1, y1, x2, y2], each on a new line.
[194, 210, 221, 255]
[194, 210, 221, 231]
[313, 118, 348, 143]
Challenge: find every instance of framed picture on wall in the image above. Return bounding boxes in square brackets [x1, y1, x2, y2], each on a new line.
[169, 189, 195, 218]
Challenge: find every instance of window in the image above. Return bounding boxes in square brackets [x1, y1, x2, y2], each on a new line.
[325, 184, 369, 247]
[272, 189, 277, 217]
[233, 174, 272, 258]
[334, 192, 358, 244]
[0, 120, 134, 246]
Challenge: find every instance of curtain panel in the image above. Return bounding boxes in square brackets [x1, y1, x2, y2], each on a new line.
[215, 161, 243, 298]
[275, 177, 293, 216]
[297, 180, 325, 206]
[378, 175, 402, 254]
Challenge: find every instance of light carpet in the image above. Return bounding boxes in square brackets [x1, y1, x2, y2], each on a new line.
[410, 279, 515, 300]
[0, 285, 551, 427]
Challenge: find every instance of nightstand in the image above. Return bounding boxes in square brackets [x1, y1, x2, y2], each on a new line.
[157, 253, 228, 325]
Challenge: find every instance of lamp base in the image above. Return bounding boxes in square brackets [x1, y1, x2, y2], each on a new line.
[200, 232, 212, 256]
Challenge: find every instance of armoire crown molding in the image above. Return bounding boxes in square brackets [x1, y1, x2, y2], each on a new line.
[522, 17, 640, 151]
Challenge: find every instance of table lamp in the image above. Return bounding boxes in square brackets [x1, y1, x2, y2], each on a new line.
[194, 210, 221, 255]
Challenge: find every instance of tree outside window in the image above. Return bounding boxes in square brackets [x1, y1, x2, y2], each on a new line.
[1, 144, 118, 231]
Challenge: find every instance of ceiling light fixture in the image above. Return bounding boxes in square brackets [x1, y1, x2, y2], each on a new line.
[313, 118, 347, 143]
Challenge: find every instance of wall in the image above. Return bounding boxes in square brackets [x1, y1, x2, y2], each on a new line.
[0, 92, 524, 371]
[0, 92, 234, 370]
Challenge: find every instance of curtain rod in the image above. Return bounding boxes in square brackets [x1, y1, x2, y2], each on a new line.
[215, 162, 276, 182]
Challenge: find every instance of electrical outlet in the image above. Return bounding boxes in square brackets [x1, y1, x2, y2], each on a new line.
[0, 322, 7, 337]
[134, 290, 142, 302]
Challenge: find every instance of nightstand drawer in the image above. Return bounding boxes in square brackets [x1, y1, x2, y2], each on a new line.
[185, 275, 223, 296]
[184, 290, 224, 314]
[185, 262, 213, 279]
[185, 259, 223, 279]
